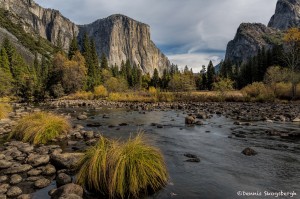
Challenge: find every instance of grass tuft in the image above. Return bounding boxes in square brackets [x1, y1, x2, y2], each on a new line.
[76, 134, 168, 198]
[9, 112, 71, 144]
[0, 103, 12, 119]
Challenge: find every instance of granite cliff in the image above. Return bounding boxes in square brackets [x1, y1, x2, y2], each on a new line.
[79, 14, 170, 75]
[225, 0, 300, 63]
[0, 0, 78, 51]
[0, 0, 169, 74]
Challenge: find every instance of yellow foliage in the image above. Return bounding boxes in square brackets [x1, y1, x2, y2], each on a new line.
[242, 82, 275, 102]
[94, 85, 108, 98]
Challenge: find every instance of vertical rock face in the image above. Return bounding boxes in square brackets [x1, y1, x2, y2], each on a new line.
[225, 23, 280, 63]
[225, 0, 299, 63]
[0, 0, 78, 50]
[268, 0, 300, 30]
[79, 14, 170, 75]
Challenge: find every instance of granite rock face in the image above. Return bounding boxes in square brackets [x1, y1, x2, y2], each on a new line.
[225, 0, 299, 63]
[268, 0, 300, 30]
[79, 14, 170, 75]
[0, 0, 79, 51]
[225, 23, 280, 63]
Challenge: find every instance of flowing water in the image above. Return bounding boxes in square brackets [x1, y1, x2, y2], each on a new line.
[33, 107, 300, 199]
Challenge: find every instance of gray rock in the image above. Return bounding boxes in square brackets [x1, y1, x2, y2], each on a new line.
[84, 131, 94, 139]
[56, 173, 72, 187]
[4, 164, 32, 174]
[58, 194, 82, 199]
[293, 116, 300, 122]
[34, 178, 51, 189]
[6, 186, 22, 198]
[26, 176, 43, 182]
[0, 0, 78, 51]
[51, 183, 83, 199]
[0, 175, 8, 183]
[242, 147, 258, 156]
[0, 160, 12, 169]
[50, 152, 83, 169]
[77, 115, 87, 120]
[0, 154, 5, 160]
[269, 0, 300, 30]
[27, 169, 42, 176]
[43, 164, 56, 176]
[0, 184, 9, 194]
[185, 116, 195, 125]
[10, 174, 22, 185]
[27, 154, 50, 167]
[17, 194, 31, 199]
[0, 194, 6, 199]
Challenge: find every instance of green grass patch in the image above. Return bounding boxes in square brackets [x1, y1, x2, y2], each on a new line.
[76, 134, 168, 198]
[9, 112, 71, 144]
[0, 103, 12, 119]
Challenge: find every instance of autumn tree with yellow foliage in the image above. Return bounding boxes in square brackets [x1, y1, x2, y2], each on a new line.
[283, 28, 300, 98]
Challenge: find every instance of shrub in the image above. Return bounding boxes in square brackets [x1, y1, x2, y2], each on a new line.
[0, 103, 12, 119]
[105, 77, 128, 92]
[242, 82, 275, 102]
[76, 134, 168, 198]
[9, 112, 71, 144]
[63, 91, 94, 100]
[94, 85, 108, 98]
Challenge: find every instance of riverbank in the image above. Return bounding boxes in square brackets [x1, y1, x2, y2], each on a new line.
[0, 101, 299, 199]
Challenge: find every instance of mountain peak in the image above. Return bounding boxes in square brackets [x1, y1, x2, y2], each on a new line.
[268, 0, 300, 30]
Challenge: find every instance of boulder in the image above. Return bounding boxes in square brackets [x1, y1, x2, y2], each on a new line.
[4, 164, 32, 174]
[56, 173, 72, 187]
[27, 154, 50, 167]
[10, 174, 22, 185]
[0, 160, 13, 169]
[51, 183, 83, 199]
[242, 148, 257, 156]
[185, 116, 195, 125]
[43, 164, 56, 176]
[34, 178, 51, 189]
[77, 115, 87, 120]
[6, 186, 22, 198]
[50, 153, 83, 169]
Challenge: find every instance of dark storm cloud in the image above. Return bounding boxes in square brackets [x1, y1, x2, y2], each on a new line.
[35, 0, 278, 71]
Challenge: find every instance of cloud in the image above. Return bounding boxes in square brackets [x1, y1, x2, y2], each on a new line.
[34, 0, 278, 68]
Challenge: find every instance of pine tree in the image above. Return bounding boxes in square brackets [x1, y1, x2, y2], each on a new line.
[68, 36, 79, 60]
[151, 68, 160, 88]
[206, 61, 215, 90]
[100, 53, 109, 70]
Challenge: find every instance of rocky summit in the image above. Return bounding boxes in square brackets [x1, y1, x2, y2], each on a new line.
[0, 0, 170, 74]
[268, 0, 300, 30]
[0, 0, 78, 51]
[225, 0, 300, 63]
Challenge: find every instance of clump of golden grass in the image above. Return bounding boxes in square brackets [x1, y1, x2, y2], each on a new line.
[9, 112, 71, 144]
[76, 134, 168, 199]
[0, 103, 12, 119]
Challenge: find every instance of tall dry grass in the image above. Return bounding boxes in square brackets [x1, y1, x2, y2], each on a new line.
[0, 103, 12, 119]
[76, 134, 168, 198]
[9, 112, 71, 144]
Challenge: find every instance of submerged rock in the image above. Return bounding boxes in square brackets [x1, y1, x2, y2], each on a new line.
[50, 183, 83, 199]
[185, 116, 195, 125]
[34, 178, 51, 189]
[56, 173, 72, 187]
[242, 148, 257, 156]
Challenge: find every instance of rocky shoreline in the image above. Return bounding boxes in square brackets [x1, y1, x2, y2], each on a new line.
[0, 100, 299, 198]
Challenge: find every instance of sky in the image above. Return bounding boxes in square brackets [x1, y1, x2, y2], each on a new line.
[34, 0, 278, 72]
